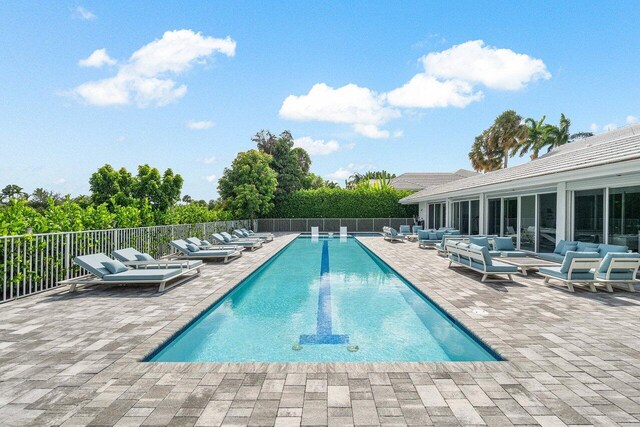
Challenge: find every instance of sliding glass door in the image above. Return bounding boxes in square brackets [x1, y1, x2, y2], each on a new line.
[503, 198, 518, 238]
[538, 193, 557, 253]
[470, 200, 480, 235]
[608, 185, 640, 252]
[520, 196, 536, 252]
[574, 189, 604, 243]
[487, 199, 501, 235]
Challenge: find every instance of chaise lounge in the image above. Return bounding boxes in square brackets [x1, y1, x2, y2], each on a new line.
[595, 252, 640, 292]
[170, 239, 244, 262]
[59, 253, 200, 292]
[382, 226, 405, 242]
[113, 247, 203, 270]
[211, 233, 263, 251]
[538, 251, 602, 292]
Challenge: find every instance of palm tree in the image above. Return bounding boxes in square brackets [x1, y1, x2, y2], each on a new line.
[544, 113, 571, 152]
[468, 110, 528, 172]
[519, 116, 550, 159]
[469, 130, 503, 172]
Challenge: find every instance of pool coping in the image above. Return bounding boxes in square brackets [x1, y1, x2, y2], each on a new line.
[114, 233, 521, 374]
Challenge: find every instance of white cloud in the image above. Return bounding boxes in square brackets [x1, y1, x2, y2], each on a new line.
[392, 130, 404, 138]
[294, 137, 340, 155]
[203, 174, 216, 182]
[187, 120, 214, 130]
[603, 123, 618, 131]
[54, 178, 66, 185]
[386, 74, 482, 108]
[327, 167, 352, 181]
[352, 124, 390, 139]
[280, 83, 400, 138]
[589, 123, 599, 132]
[627, 115, 638, 124]
[422, 40, 551, 90]
[79, 48, 116, 68]
[201, 156, 216, 164]
[75, 6, 96, 20]
[279, 41, 549, 138]
[72, 30, 236, 107]
[326, 163, 374, 182]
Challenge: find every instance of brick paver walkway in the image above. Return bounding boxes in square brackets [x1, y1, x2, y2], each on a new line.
[1, 234, 640, 426]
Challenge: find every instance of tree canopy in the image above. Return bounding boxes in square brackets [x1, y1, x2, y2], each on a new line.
[217, 150, 278, 220]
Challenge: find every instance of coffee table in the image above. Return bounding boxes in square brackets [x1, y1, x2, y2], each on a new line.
[499, 256, 561, 276]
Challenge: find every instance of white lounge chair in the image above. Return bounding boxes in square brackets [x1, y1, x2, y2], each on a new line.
[538, 251, 602, 292]
[211, 233, 262, 251]
[113, 247, 204, 270]
[595, 252, 640, 292]
[382, 226, 405, 242]
[170, 239, 244, 262]
[311, 226, 319, 237]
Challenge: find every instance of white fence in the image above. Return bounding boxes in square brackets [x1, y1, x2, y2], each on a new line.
[256, 218, 414, 233]
[0, 220, 253, 303]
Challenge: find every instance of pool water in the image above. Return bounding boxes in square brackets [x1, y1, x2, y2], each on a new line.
[149, 237, 500, 362]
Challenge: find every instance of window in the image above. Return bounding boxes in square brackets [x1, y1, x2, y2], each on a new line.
[452, 202, 460, 232]
[608, 186, 640, 252]
[574, 189, 604, 243]
[487, 199, 501, 235]
[470, 200, 480, 235]
[503, 198, 518, 238]
[538, 193, 557, 253]
[428, 204, 435, 229]
[520, 196, 536, 252]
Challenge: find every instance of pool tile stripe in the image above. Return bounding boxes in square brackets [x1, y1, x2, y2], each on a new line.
[299, 240, 349, 345]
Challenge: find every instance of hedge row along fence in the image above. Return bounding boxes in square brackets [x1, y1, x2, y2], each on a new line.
[0, 220, 253, 303]
[267, 187, 418, 218]
[256, 218, 414, 233]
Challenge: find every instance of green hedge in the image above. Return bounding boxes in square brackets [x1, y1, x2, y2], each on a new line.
[267, 187, 417, 218]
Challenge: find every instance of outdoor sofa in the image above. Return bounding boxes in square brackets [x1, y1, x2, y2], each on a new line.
[446, 241, 518, 282]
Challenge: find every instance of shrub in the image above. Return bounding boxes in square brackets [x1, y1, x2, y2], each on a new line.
[267, 187, 417, 218]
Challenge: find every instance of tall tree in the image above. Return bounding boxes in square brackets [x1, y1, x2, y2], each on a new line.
[89, 165, 134, 207]
[468, 129, 504, 172]
[29, 188, 62, 211]
[543, 113, 571, 152]
[468, 110, 528, 171]
[218, 150, 278, 220]
[1, 184, 28, 203]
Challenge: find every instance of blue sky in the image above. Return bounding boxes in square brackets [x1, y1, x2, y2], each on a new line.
[1, 1, 639, 200]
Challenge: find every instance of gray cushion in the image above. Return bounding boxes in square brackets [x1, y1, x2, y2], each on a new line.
[74, 253, 114, 278]
[595, 271, 636, 281]
[186, 243, 200, 252]
[469, 236, 490, 248]
[577, 242, 599, 252]
[554, 240, 577, 254]
[112, 247, 142, 262]
[201, 240, 211, 246]
[135, 253, 154, 261]
[103, 268, 182, 282]
[560, 251, 600, 273]
[493, 237, 515, 251]
[102, 260, 128, 274]
[469, 243, 493, 266]
[598, 244, 628, 258]
[598, 252, 640, 274]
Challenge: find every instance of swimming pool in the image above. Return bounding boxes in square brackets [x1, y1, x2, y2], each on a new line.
[148, 237, 500, 362]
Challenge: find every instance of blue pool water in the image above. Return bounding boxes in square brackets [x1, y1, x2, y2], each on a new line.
[149, 237, 500, 362]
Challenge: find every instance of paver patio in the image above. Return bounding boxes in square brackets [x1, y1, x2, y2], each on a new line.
[1, 234, 640, 426]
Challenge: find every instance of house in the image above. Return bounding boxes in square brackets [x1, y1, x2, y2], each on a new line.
[388, 169, 477, 191]
[400, 124, 640, 253]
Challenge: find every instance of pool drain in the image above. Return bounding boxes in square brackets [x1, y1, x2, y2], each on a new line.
[347, 345, 359, 352]
[292, 344, 303, 351]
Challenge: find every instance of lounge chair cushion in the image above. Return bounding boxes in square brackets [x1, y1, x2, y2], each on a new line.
[559, 251, 600, 273]
[103, 268, 182, 282]
[412, 225, 422, 233]
[195, 249, 236, 256]
[186, 243, 200, 252]
[554, 240, 576, 254]
[470, 260, 517, 273]
[560, 243, 578, 255]
[457, 242, 470, 249]
[595, 271, 636, 281]
[112, 247, 142, 262]
[135, 253, 154, 261]
[101, 259, 128, 274]
[74, 254, 115, 278]
[399, 225, 411, 234]
[577, 242, 600, 252]
[428, 232, 438, 240]
[493, 237, 515, 251]
[539, 266, 595, 281]
[536, 252, 564, 263]
[201, 240, 211, 246]
[598, 252, 640, 274]
[598, 244, 628, 258]
[469, 243, 493, 266]
[469, 236, 490, 249]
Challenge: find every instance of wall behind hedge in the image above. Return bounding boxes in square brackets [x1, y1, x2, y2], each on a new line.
[266, 187, 417, 218]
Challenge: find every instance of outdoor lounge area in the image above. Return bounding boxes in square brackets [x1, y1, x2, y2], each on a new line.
[3, 233, 640, 426]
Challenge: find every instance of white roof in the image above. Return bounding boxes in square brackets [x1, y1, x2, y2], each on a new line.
[389, 169, 477, 190]
[400, 123, 640, 204]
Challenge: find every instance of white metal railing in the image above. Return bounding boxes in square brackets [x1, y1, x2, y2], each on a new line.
[256, 218, 413, 233]
[0, 220, 253, 303]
